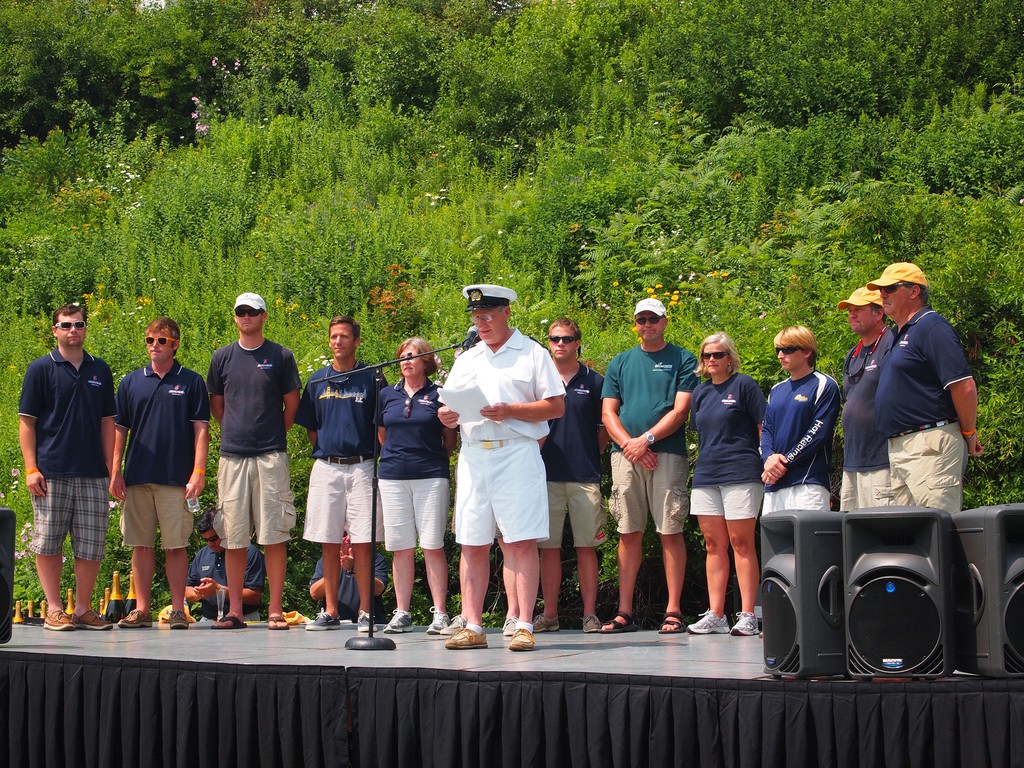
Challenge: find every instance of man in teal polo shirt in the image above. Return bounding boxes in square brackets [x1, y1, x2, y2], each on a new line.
[600, 298, 697, 635]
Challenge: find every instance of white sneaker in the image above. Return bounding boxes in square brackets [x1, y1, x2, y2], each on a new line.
[384, 610, 412, 634]
[426, 607, 450, 635]
[357, 610, 373, 633]
[731, 611, 760, 636]
[502, 616, 518, 637]
[686, 609, 730, 635]
[439, 615, 467, 636]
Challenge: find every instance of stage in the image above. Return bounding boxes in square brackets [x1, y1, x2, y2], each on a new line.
[1, 621, 1022, 768]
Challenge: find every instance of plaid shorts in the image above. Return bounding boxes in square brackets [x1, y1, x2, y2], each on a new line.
[30, 476, 110, 561]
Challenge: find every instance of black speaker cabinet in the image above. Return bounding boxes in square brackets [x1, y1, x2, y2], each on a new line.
[760, 509, 845, 677]
[843, 506, 954, 678]
[953, 504, 1024, 677]
[0, 507, 14, 644]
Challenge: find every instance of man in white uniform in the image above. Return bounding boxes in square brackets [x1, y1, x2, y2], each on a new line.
[439, 284, 565, 651]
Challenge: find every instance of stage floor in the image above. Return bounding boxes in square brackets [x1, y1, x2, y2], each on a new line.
[5, 619, 768, 679]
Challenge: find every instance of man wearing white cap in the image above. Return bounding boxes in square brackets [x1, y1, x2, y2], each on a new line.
[206, 292, 302, 629]
[600, 298, 697, 635]
[837, 287, 894, 510]
[438, 284, 565, 651]
[867, 262, 983, 513]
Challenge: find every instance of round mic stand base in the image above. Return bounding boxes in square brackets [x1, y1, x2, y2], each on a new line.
[346, 635, 396, 651]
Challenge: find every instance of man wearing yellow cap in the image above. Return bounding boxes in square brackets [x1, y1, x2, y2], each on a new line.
[836, 287, 894, 510]
[867, 263, 983, 513]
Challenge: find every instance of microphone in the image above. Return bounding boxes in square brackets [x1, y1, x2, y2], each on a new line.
[461, 327, 481, 350]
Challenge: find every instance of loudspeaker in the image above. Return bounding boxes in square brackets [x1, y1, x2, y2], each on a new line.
[844, 506, 954, 678]
[0, 507, 14, 644]
[953, 504, 1024, 677]
[760, 509, 845, 677]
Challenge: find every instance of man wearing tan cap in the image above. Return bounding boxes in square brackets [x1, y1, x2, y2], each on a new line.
[867, 263, 983, 513]
[836, 287, 894, 510]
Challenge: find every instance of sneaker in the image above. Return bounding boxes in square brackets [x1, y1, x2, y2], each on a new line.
[426, 607, 450, 635]
[73, 609, 113, 631]
[444, 627, 488, 650]
[686, 609, 729, 635]
[384, 610, 413, 634]
[440, 615, 467, 636]
[357, 610, 375, 633]
[118, 609, 153, 628]
[731, 611, 760, 637]
[532, 613, 560, 633]
[167, 610, 189, 630]
[306, 611, 341, 631]
[44, 609, 75, 631]
[582, 614, 602, 633]
[502, 616, 518, 637]
[508, 628, 536, 652]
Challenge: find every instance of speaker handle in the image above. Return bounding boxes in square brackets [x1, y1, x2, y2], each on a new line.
[968, 562, 985, 627]
[817, 565, 843, 629]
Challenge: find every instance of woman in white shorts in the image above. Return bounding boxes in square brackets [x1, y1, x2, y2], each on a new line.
[378, 338, 457, 635]
[687, 333, 767, 637]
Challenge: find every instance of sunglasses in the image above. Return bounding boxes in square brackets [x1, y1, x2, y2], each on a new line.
[201, 533, 220, 543]
[634, 315, 662, 325]
[549, 335, 578, 344]
[55, 321, 86, 330]
[145, 336, 174, 346]
[879, 282, 914, 294]
[234, 307, 263, 317]
[471, 313, 496, 325]
[775, 345, 802, 355]
[403, 397, 413, 419]
[701, 351, 728, 360]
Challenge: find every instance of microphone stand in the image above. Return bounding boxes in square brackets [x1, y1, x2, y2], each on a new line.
[336, 336, 474, 651]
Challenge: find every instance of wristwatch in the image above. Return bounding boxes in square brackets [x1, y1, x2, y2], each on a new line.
[645, 432, 655, 444]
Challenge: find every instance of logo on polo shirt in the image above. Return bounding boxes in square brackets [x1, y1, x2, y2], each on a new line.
[168, 384, 186, 397]
[87, 375, 103, 387]
[257, 358, 274, 370]
[572, 386, 591, 396]
[721, 393, 737, 405]
[653, 362, 674, 373]
[794, 394, 809, 402]
[899, 332, 911, 347]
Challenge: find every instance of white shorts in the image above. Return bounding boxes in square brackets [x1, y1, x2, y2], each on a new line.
[303, 458, 382, 545]
[762, 484, 831, 516]
[379, 477, 450, 551]
[454, 439, 549, 547]
[691, 483, 764, 521]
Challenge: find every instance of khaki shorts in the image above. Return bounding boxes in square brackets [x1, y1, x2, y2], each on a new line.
[121, 483, 192, 549]
[541, 482, 607, 549]
[216, 451, 296, 548]
[840, 468, 893, 512]
[888, 423, 967, 514]
[691, 482, 763, 521]
[609, 451, 689, 535]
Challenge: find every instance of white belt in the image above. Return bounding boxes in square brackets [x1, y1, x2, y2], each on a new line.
[464, 437, 534, 450]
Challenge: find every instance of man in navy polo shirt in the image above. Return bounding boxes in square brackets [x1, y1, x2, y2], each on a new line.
[109, 317, 210, 629]
[533, 318, 608, 634]
[296, 315, 384, 632]
[836, 288, 894, 510]
[867, 262, 983, 513]
[309, 532, 390, 623]
[19, 303, 116, 631]
[186, 509, 265, 622]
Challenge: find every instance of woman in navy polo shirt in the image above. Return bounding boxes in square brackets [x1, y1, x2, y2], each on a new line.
[378, 338, 457, 635]
[687, 333, 767, 637]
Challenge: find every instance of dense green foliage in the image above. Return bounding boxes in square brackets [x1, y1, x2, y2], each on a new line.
[2, 0, 1023, 627]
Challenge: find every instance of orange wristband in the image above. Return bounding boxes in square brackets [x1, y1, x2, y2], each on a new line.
[26, 467, 39, 475]
[193, 468, 206, 475]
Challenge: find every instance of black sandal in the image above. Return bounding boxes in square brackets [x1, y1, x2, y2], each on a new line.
[599, 611, 638, 633]
[659, 612, 686, 634]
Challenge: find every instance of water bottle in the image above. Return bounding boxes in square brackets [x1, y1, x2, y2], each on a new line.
[187, 496, 201, 515]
